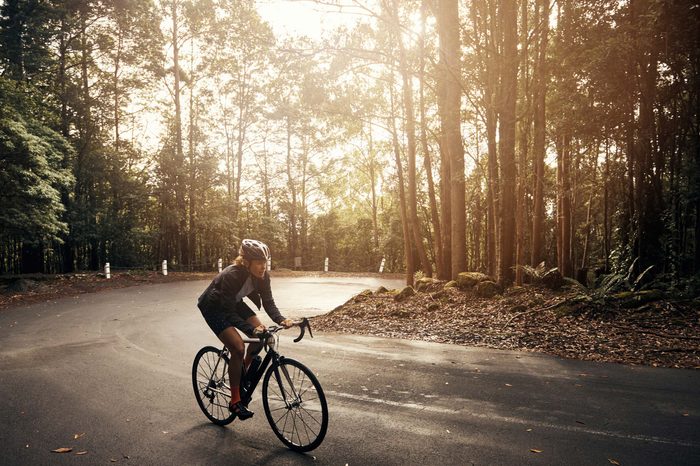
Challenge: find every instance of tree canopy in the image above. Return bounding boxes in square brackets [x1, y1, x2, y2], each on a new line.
[0, 0, 698, 295]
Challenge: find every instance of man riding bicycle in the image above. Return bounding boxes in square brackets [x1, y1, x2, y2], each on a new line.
[197, 239, 293, 420]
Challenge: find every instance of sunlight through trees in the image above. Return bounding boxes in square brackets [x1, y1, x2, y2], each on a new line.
[1, 0, 698, 294]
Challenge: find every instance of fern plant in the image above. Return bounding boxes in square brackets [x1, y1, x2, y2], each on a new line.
[519, 262, 559, 282]
[595, 257, 654, 294]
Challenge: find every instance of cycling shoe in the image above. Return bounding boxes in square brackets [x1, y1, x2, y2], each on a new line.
[229, 401, 254, 420]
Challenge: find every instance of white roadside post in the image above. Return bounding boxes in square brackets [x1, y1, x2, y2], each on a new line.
[162, 260, 168, 276]
[105, 262, 111, 279]
[218, 258, 222, 273]
[379, 257, 386, 273]
[324, 257, 329, 272]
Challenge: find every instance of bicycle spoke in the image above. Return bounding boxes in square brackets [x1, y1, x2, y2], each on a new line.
[296, 409, 311, 448]
[292, 407, 312, 446]
[297, 405, 323, 427]
[295, 404, 320, 435]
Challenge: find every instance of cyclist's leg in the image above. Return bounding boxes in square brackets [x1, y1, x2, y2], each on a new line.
[217, 326, 245, 405]
[244, 315, 264, 368]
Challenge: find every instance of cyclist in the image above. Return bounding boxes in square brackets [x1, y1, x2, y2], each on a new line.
[197, 239, 293, 420]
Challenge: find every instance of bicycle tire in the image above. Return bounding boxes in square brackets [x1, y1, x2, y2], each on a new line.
[262, 358, 328, 452]
[192, 346, 236, 426]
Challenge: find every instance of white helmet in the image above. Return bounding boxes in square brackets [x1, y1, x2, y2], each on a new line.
[239, 239, 270, 261]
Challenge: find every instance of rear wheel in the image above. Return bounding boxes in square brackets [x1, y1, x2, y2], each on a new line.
[192, 346, 235, 425]
[262, 358, 328, 452]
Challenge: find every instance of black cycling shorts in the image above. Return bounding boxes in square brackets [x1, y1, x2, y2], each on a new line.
[199, 300, 256, 336]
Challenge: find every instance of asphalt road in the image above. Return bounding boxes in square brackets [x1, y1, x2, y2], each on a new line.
[0, 277, 698, 465]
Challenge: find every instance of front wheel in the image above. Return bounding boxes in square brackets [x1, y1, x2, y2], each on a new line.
[192, 346, 235, 426]
[262, 358, 328, 452]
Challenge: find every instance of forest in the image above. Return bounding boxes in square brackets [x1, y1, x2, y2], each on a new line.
[1, 0, 698, 294]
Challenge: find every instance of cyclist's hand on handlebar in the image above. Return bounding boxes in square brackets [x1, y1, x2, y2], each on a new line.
[280, 318, 294, 329]
[253, 325, 268, 337]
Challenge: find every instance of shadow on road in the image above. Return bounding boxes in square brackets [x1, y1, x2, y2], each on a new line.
[250, 447, 318, 465]
[184, 422, 319, 464]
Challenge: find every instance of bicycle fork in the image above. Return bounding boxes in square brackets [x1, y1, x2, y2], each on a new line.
[273, 357, 302, 409]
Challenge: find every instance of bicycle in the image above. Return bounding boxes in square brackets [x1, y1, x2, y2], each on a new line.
[191, 318, 328, 452]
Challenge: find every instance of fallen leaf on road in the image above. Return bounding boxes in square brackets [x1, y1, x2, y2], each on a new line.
[52, 447, 72, 453]
[74, 432, 85, 439]
[682, 413, 689, 417]
[608, 459, 621, 465]
[446, 429, 450, 433]
[75, 451, 88, 456]
[530, 449, 542, 453]
[526, 428, 532, 432]
[505, 383, 513, 387]
[575, 420, 585, 425]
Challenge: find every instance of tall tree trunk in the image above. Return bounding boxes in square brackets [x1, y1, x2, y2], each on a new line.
[436, 0, 465, 279]
[474, 0, 500, 278]
[624, 105, 636, 256]
[188, 37, 196, 268]
[390, 87, 414, 285]
[300, 139, 309, 264]
[420, 1, 443, 276]
[633, 0, 662, 273]
[171, 0, 186, 265]
[285, 116, 298, 264]
[392, 0, 432, 277]
[368, 122, 380, 252]
[235, 73, 248, 223]
[531, 0, 549, 268]
[498, 0, 518, 286]
[581, 148, 597, 271]
[557, 134, 573, 277]
[474, 191, 483, 270]
[696, 196, 700, 274]
[439, 128, 452, 279]
[486, 103, 499, 278]
[58, 19, 74, 273]
[79, 6, 99, 271]
[603, 139, 611, 272]
[515, 0, 529, 285]
[261, 138, 272, 217]
[114, 26, 122, 153]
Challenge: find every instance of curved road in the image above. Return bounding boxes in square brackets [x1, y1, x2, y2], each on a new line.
[0, 277, 698, 465]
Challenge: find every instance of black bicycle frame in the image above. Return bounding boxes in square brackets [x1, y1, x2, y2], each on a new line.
[240, 347, 288, 405]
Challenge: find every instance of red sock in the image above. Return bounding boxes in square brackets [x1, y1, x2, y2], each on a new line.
[230, 386, 241, 405]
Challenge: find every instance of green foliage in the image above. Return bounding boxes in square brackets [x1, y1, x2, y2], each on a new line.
[1, 0, 698, 283]
[0, 78, 75, 245]
[593, 258, 655, 295]
[0, 0, 57, 81]
[519, 262, 558, 282]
